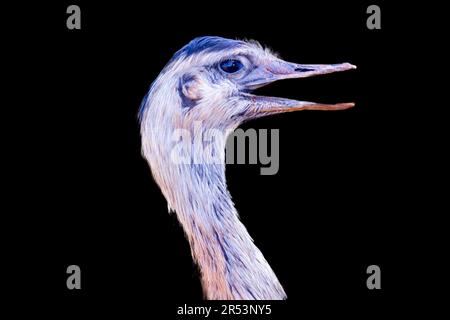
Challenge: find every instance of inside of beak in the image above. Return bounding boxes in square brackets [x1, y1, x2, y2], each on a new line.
[238, 60, 356, 120]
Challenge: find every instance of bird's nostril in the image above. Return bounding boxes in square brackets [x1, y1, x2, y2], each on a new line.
[295, 67, 314, 72]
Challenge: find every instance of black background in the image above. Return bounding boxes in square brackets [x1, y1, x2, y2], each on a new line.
[5, 0, 444, 318]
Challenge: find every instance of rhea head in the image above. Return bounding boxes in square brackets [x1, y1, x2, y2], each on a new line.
[140, 36, 355, 132]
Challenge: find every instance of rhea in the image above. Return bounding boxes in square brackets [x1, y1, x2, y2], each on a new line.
[139, 36, 356, 300]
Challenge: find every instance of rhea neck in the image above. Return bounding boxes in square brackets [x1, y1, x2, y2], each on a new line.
[141, 111, 286, 299]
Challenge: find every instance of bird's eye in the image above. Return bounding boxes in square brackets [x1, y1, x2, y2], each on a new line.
[219, 59, 244, 74]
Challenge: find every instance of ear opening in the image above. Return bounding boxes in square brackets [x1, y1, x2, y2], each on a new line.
[178, 73, 201, 108]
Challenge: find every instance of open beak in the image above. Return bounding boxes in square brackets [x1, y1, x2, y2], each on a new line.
[240, 59, 356, 117]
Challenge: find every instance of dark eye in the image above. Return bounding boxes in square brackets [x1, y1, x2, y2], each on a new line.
[219, 59, 244, 74]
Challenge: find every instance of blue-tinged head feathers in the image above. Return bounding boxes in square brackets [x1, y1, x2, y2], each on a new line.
[171, 36, 245, 61]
